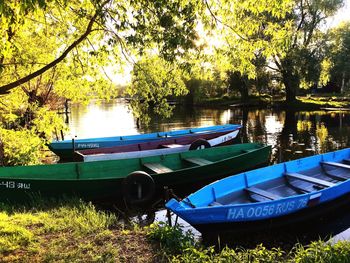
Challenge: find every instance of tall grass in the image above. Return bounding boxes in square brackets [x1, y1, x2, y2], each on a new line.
[0, 199, 121, 262]
[147, 222, 350, 263]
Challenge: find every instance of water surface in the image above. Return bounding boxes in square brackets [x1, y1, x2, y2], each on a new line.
[66, 98, 350, 245]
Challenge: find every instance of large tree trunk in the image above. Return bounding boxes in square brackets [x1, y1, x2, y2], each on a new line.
[341, 71, 345, 94]
[282, 71, 299, 103]
[238, 82, 249, 103]
[228, 71, 249, 103]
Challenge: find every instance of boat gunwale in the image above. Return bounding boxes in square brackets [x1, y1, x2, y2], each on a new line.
[170, 148, 350, 214]
[50, 125, 242, 145]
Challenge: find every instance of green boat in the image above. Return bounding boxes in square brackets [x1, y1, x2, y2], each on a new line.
[0, 143, 271, 205]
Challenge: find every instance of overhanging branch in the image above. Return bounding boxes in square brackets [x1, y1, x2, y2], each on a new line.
[0, 4, 106, 94]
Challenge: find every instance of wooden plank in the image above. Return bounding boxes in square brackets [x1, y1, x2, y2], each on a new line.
[285, 172, 335, 188]
[322, 161, 350, 170]
[184, 157, 213, 166]
[143, 162, 173, 174]
[323, 171, 348, 181]
[245, 187, 281, 200]
[161, 144, 183, 148]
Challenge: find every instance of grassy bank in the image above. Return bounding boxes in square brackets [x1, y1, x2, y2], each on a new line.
[2, 200, 350, 262]
[0, 200, 159, 262]
[193, 94, 350, 110]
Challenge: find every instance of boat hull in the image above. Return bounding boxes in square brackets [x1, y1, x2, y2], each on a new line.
[0, 143, 270, 204]
[76, 129, 240, 162]
[49, 124, 241, 160]
[166, 148, 350, 236]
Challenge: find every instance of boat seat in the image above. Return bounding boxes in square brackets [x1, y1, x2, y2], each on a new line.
[323, 171, 348, 181]
[183, 157, 213, 166]
[285, 173, 335, 188]
[321, 161, 350, 170]
[161, 144, 183, 148]
[143, 162, 173, 174]
[245, 187, 281, 200]
[286, 182, 312, 194]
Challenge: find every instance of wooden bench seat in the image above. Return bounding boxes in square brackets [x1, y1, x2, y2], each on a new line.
[245, 187, 281, 200]
[161, 144, 183, 148]
[184, 157, 213, 166]
[285, 172, 335, 188]
[321, 161, 350, 170]
[323, 171, 348, 181]
[143, 162, 173, 174]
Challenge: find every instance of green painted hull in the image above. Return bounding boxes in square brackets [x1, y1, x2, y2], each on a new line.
[0, 143, 271, 203]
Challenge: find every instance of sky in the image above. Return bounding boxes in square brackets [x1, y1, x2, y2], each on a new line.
[325, 0, 350, 28]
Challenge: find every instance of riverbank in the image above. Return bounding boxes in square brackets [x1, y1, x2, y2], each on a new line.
[2, 200, 350, 262]
[194, 94, 350, 110]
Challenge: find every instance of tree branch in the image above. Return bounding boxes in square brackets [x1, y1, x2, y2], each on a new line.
[204, 0, 249, 41]
[0, 2, 108, 94]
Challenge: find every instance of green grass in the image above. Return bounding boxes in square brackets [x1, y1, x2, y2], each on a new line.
[297, 96, 349, 108]
[146, 223, 350, 263]
[3, 200, 350, 262]
[0, 199, 159, 262]
[193, 93, 350, 109]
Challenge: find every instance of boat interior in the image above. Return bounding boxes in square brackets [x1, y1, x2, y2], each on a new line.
[207, 158, 350, 207]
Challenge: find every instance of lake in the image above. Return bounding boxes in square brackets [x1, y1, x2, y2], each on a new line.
[66, 98, 350, 245]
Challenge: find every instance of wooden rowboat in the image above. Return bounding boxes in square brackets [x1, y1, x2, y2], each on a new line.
[0, 143, 270, 205]
[49, 124, 241, 160]
[74, 129, 240, 162]
[166, 148, 350, 236]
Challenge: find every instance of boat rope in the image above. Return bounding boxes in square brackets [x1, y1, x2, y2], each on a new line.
[168, 188, 181, 201]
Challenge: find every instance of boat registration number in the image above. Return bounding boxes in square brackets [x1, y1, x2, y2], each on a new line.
[0, 181, 31, 189]
[227, 198, 308, 220]
[77, 143, 99, 148]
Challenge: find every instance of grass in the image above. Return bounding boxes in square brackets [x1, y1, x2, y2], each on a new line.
[147, 223, 350, 263]
[2, 200, 350, 262]
[193, 93, 350, 109]
[0, 199, 159, 262]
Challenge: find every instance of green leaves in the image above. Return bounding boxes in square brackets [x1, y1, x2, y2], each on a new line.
[126, 55, 188, 125]
[0, 128, 46, 166]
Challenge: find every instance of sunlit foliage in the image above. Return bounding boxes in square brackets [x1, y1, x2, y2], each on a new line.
[0, 0, 202, 164]
[126, 56, 188, 125]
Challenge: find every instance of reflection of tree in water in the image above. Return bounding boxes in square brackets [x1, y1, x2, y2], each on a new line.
[238, 109, 350, 164]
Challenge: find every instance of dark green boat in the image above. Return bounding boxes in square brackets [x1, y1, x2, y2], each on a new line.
[0, 143, 271, 205]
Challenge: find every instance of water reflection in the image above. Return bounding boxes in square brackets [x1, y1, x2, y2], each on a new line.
[67, 99, 350, 244]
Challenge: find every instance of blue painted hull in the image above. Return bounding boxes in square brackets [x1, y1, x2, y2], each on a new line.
[166, 148, 350, 234]
[49, 124, 241, 160]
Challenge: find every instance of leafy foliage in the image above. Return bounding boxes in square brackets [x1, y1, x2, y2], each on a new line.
[126, 56, 188, 125]
[0, 0, 202, 164]
[0, 128, 46, 166]
[327, 22, 350, 92]
[205, 0, 344, 101]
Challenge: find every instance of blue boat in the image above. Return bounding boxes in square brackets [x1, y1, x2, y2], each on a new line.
[49, 124, 241, 160]
[166, 148, 350, 236]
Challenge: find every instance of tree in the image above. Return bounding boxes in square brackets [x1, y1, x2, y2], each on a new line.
[0, 0, 202, 164]
[205, 0, 343, 102]
[125, 56, 188, 125]
[0, 0, 202, 93]
[326, 22, 350, 92]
